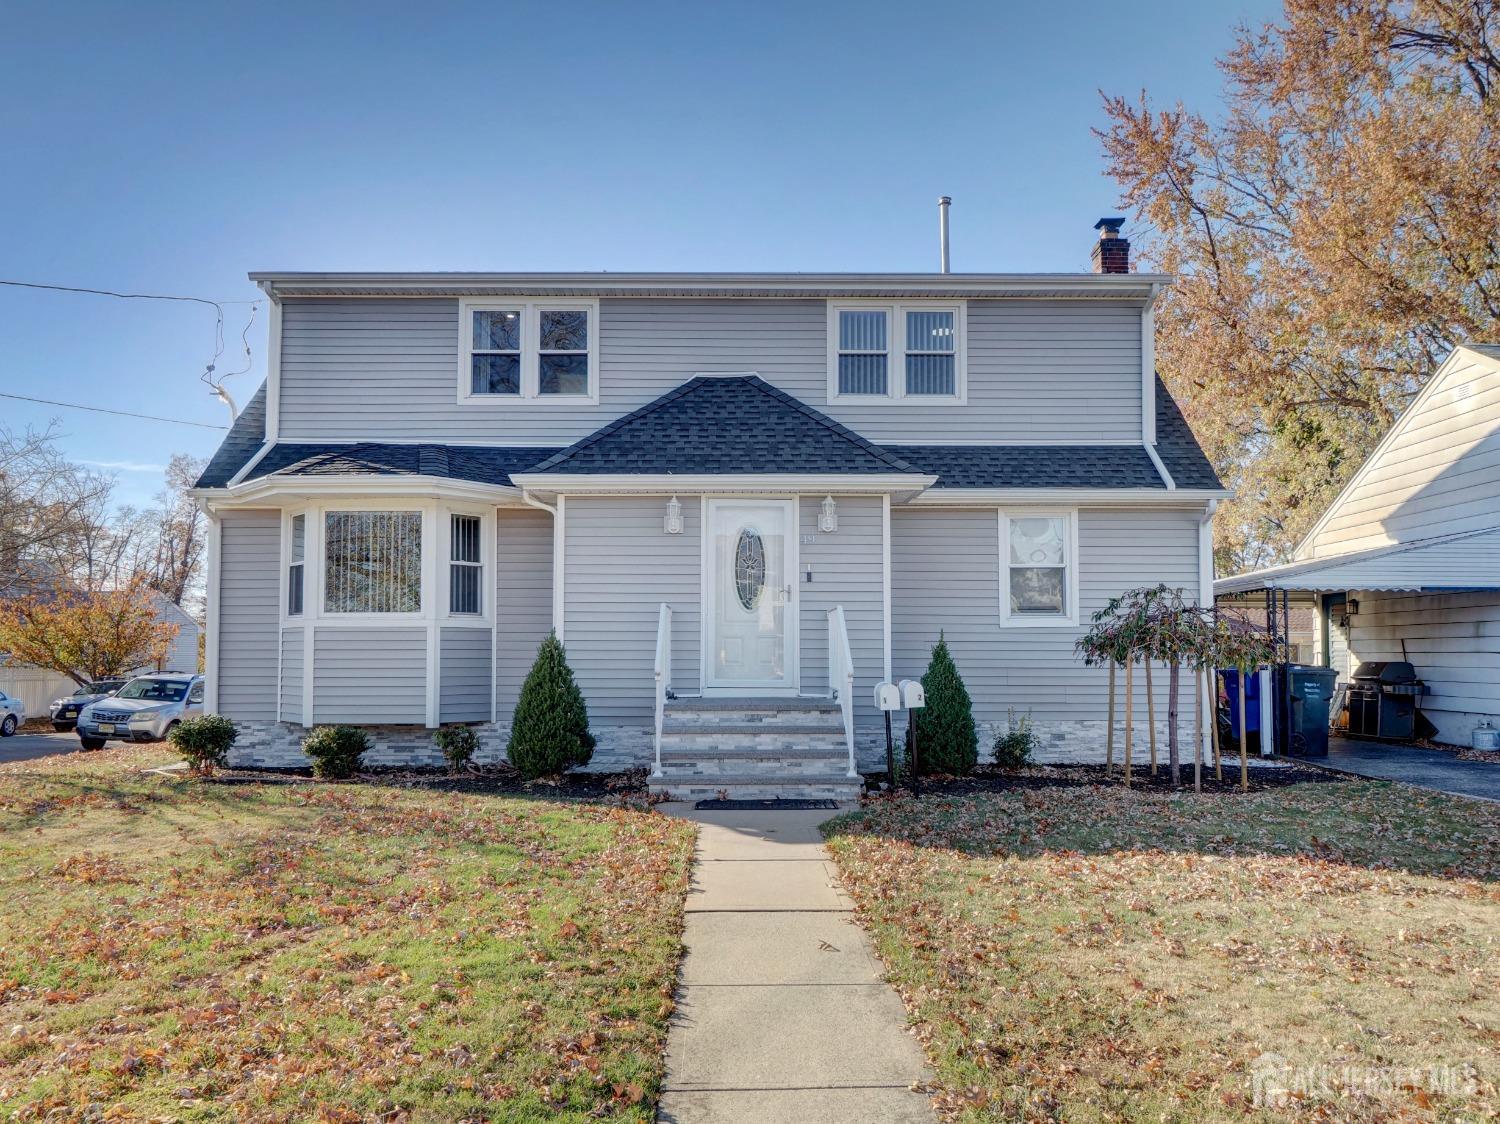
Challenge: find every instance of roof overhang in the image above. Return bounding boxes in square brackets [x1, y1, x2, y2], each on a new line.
[905, 487, 1226, 507]
[1215, 527, 1500, 595]
[512, 472, 938, 503]
[251, 271, 1173, 302]
[191, 474, 524, 508]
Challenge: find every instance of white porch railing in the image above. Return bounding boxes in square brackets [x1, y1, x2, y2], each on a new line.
[827, 605, 857, 777]
[653, 602, 673, 777]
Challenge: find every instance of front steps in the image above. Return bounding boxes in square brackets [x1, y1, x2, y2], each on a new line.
[649, 697, 864, 802]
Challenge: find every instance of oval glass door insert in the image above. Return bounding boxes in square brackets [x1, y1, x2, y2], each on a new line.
[734, 528, 766, 611]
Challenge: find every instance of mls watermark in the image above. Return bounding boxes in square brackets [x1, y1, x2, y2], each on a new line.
[1251, 1052, 1480, 1109]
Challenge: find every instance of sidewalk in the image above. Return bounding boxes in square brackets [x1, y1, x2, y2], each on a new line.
[656, 805, 932, 1124]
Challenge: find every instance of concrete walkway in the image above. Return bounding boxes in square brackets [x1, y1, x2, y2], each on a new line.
[1321, 737, 1500, 802]
[656, 804, 932, 1124]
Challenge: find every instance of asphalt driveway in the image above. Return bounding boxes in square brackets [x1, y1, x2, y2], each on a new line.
[1320, 737, 1500, 802]
[0, 730, 88, 765]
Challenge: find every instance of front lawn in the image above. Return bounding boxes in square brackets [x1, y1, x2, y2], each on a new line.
[825, 777, 1500, 1121]
[0, 747, 695, 1122]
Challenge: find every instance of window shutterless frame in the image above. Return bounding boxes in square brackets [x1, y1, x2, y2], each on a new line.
[458, 298, 600, 405]
[286, 511, 306, 616]
[998, 509, 1079, 628]
[826, 299, 967, 404]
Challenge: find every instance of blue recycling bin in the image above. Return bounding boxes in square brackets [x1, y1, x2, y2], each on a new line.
[1220, 668, 1260, 739]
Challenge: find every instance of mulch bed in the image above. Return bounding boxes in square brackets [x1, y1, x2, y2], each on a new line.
[201, 764, 653, 800]
[863, 759, 1347, 797]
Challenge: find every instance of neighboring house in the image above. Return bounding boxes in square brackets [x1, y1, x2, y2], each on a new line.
[0, 583, 201, 717]
[1217, 343, 1500, 748]
[192, 220, 1225, 797]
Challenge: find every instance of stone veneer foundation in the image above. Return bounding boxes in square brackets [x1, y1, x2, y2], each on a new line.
[228, 718, 1183, 772]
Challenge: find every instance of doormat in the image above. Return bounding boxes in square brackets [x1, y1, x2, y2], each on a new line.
[694, 798, 840, 811]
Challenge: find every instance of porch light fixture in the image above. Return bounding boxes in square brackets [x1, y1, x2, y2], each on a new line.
[819, 495, 838, 533]
[664, 495, 684, 535]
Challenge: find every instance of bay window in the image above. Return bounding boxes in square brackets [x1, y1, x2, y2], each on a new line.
[461, 300, 598, 402]
[324, 510, 423, 614]
[1001, 512, 1077, 626]
[287, 514, 305, 615]
[828, 301, 966, 402]
[449, 513, 482, 615]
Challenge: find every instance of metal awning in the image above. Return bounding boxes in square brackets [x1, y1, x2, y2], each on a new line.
[1215, 526, 1500, 595]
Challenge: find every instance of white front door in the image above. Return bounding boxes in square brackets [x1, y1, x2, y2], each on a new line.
[706, 499, 796, 692]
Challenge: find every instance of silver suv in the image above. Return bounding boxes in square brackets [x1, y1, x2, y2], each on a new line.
[77, 674, 204, 750]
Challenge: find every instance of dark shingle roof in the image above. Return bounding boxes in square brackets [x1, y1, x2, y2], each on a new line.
[194, 381, 267, 488]
[525, 376, 918, 475]
[887, 445, 1165, 489]
[245, 444, 561, 488]
[1154, 376, 1222, 490]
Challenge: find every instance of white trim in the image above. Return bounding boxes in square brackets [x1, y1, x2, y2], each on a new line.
[1292, 344, 1500, 560]
[881, 493, 892, 682]
[436, 506, 495, 625]
[263, 291, 281, 444]
[513, 472, 937, 498]
[203, 507, 221, 714]
[825, 300, 968, 404]
[1143, 443, 1176, 489]
[1198, 498, 1218, 774]
[227, 441, 273, 487]
[204, 474, 522, 506]
[457, 298, 601, 407]
[999, 508, 1080, 628]
[1141, 285, 1160, 445]
[252, 270, 1176, 300]
[907, 486, 1225, 507]
[700, 497, 800, 695]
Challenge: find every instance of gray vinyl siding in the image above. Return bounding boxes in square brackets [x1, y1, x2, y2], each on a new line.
[799, 495, 884, 728]
[563, 495, 701, 723]
[889, 507, 1200, 726]
[1305, 352, 1500, 557]
[279, 628, 303, 724]
[495, 507, 554, 720]
[1346, 590, 1500, 745]
[217, 510, 280, 721]
[312, 627, 426, 724]
[440, 627, 492, 722]
[275, 297, 1143, 445]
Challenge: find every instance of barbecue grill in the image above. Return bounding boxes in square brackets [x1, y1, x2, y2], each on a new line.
[1345, 661, 1428, 740]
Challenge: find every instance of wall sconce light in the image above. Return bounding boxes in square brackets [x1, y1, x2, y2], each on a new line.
[663, 495, 684, 535]
[1346, 597, 1359, 616]
[818, 495, 838, 533]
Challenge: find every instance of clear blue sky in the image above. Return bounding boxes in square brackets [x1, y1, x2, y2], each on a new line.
[1, 0, 1278, 507]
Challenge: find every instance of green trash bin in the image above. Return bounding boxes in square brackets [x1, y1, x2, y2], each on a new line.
[1280, 665, 1337, 757]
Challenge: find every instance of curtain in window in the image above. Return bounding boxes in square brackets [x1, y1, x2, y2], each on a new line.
[905, 310, 955, 395]
[449, 514, 482, 614]
[1008, 516, 1067, 615]
[324, 511, 422, 613]
[838, 310, 889, 394]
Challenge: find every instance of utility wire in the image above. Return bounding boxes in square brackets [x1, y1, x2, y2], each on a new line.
[0, 279, 262, 306]
[0, 391, 228, 430]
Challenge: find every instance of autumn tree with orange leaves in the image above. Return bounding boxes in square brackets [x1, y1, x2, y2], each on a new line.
[0, 575, 178, 687]
[1098, 0, 1500, 571]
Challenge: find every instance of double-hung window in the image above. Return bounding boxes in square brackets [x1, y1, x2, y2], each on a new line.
[324, 510, 423, 614]
[461, 300, 598, 402]
[287, 514, 306, 615]
[449, 514, 482, 615]
[829, 302, 965, 402]
[1001, 512, 1077, 626]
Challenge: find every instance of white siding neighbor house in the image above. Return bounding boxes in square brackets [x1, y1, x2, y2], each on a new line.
[1217, 343, 1500, 748]
[192, 221, 1226, 798]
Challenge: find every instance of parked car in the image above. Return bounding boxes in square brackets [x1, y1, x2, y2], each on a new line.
[48, 679, 127, 731]
[0, 691, 23, 737]
[76, 674, 204, 750]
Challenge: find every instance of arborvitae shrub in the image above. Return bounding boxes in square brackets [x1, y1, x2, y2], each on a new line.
[905, 632, 978, 775]
[507, 632, 594, 779]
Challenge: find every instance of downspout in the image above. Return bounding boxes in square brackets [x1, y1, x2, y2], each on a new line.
[202, 503, 222, 714]
[1198, 498, 1218, 771]
[522, 491, 564, 641]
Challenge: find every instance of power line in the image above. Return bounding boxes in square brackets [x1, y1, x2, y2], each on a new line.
[0, 279, 262, 306]
[0, 392, 228, 430]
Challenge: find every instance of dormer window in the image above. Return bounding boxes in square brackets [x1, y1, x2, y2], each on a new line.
[459, 299, 599, 404]
[826, 301, 967, 403]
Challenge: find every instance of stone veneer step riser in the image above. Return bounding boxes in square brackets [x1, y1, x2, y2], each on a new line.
[653, 782, 864, 802]
[657, 757, 852, 779]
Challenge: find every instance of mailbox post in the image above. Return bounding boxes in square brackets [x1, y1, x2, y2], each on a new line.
[899, 679, 926, 795]
[873, 682, 901, 788]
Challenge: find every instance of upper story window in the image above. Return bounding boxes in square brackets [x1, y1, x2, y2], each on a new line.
[1000, 512, 1078, 627]
[460, 299, 599, 404]
[827, 301, 967, 403]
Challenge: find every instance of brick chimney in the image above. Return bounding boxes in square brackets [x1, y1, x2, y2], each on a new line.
[1091, 217, 1129, 274]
